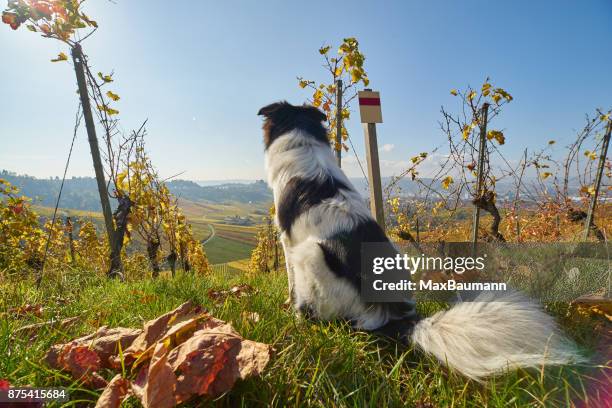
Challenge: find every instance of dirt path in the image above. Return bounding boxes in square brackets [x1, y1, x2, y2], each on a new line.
[202, 224, 216, 245]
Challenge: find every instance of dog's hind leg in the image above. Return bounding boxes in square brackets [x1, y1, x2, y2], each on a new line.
[280, 234, 295, 305]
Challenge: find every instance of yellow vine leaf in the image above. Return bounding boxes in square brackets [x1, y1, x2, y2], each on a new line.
[487, 130, 505, 145]
[450, 89, 458, 96]
[106, 91, 120, 101]
[468, 91, 476, 101]
[97, 105, 119, 116]
[97, 72, 113, 83]
[580, 185, 596, 195]
[312, 89, 323, 107]
[441, 176, 454, 190]
[51, 52, 68, 62]
[482, 82, 492, 96]
[541, 172, 553, 180]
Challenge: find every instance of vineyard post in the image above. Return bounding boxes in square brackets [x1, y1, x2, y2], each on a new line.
[582, 120, 611, 240]
[359, 89, 385, 230]
[471, 103, 490, 254]
[335, 79, 343, 167]
[71, 44, 122, 276]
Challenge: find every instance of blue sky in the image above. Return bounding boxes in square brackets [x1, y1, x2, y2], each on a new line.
[1, 0, 611, 181]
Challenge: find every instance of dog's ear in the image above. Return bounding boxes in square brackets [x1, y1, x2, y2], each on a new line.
[258, 101, 292, 118]
[302, 105, 327, 123]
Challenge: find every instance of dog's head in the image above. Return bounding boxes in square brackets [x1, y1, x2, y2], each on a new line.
[257, 101, 328, 149]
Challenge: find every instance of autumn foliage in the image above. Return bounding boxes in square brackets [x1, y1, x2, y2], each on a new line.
[298, 37, 370, 154]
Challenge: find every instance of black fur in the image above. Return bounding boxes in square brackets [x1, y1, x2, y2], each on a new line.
[317, 220, 390, 290]
[257, 101, 328, 149]
[277, 175, 349, 237]
[374, 316, 421, 343]
[318, 220, 418, 322]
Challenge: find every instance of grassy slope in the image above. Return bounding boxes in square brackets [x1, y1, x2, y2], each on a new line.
[1, 269, 608, 407]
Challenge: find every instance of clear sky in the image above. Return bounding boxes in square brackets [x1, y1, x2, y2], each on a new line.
[1, 0, 611, 181]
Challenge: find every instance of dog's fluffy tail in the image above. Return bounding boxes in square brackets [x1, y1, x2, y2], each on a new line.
[410, 291, 584, 380]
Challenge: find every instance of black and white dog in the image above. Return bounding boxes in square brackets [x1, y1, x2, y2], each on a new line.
[258, 101, 582, 380]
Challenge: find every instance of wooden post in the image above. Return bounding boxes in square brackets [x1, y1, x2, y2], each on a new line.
[471, 104, 489, 254]
[335, 79, 343, 167]
[363, 122, 385, 230]
[359, 89, 385, 231]
[71, 44, 121, 275]
[583, 120, 611, 240]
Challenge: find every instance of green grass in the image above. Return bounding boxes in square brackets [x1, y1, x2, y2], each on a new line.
[203, 235, 255, 264]
[0, 268, 608, 407]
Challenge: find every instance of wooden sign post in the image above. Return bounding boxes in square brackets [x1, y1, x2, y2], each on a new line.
[335, 79, 343, 167]
[359, 89, 385, 231]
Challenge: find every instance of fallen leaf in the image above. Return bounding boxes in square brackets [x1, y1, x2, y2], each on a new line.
[12, 316, 79, 340]
[117, 301, 205, 367]
[141, 343, 177, 408]
[207, 284, 256, 303]
[57, 345, 104, 386]
[46, 302, 270, 406]
[95, 375, 132, 408]
[10, 303, 43, 318]
[46, 326, 142, 370]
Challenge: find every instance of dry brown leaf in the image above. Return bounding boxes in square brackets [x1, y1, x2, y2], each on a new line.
[116, 301, 205, 367]
[57, 344, 105, 387]
[207, 284, 256, 303]
[95, 374, 132, 408]
[140, 343, 178, 408]
[46, 301, 271, 407]
[12, 316, 79, 340]
[46, 326, 142, 370]
[9, 303, 44, 318]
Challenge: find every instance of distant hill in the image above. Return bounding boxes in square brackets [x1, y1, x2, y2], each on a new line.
[1, 170, 273, 212]
[1, 169, 575, 212]
[168, 179, 272, 203]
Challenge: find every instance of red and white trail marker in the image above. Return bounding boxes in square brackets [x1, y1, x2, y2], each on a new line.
[358, 90, 383, 123]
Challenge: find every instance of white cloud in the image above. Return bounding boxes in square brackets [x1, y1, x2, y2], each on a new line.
[380, 143, 395, 153]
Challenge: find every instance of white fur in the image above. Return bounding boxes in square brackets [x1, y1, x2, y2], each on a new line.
[266, 129, 584, 380]
[411, 291, 585, 380]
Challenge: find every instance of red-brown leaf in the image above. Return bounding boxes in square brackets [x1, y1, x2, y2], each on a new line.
[94, 375, 132, 408]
